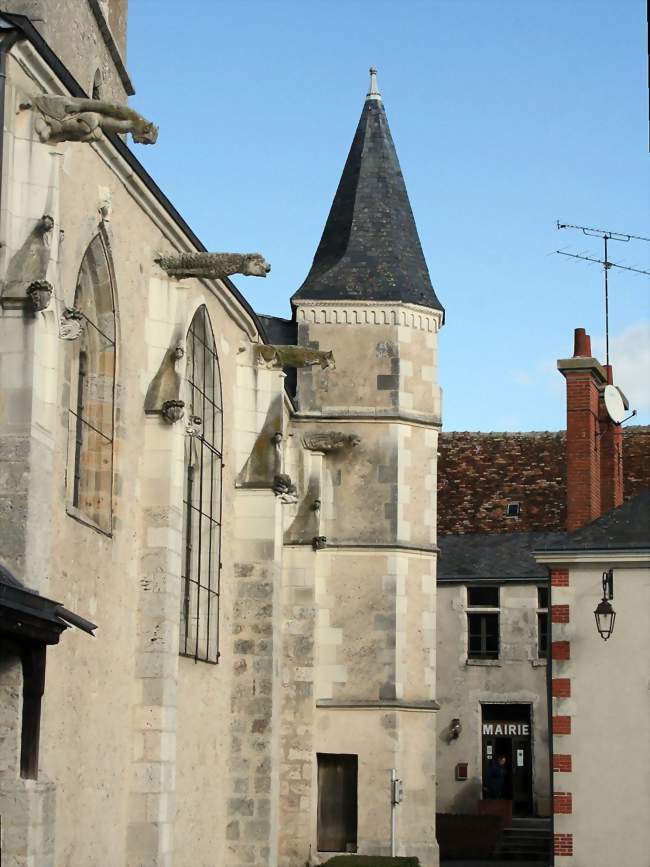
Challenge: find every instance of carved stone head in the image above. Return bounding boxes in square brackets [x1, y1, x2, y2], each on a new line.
[240, 254, 271, 278]
[132, 122, 159, 145]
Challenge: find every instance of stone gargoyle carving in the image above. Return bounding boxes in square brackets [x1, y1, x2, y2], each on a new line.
[301, 432, 361, 452]
[21, 95, 158, 145]
[155, 252, 271, 280]
[272, 473, 298, 504]
[256, 345, 335, 370]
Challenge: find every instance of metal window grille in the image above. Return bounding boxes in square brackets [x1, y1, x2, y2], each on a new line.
[67, 235, 116, 533]
[467, 585, 500, 659]
[180, 306, 223, 663]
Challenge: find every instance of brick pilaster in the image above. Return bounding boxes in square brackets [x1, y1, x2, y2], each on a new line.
[552, 677, 571, 697]
[554, 792, 573, 814]
[551, 640, 570, 660]
[552, 604, 570, 623]
[553, 754, 572, 772]
[552, 715, 572, 735]
[551, 569, 569, 587]
[554, 833, 574, 856]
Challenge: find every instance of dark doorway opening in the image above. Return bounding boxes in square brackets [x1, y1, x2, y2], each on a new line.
[481, 703, 533, 816]
[317, 753, 358, 853]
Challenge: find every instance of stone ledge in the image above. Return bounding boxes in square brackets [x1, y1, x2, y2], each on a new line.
[316, 698, 439, 712]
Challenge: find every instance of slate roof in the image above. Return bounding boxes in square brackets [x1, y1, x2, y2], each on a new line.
[291, 84, 444, 314]
[438, 531, 565, 582]
[257, 314, 297, 346]
[540, 488, 650, 552]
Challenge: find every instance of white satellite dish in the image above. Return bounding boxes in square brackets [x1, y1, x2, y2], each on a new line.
[603, 385, 626, 424]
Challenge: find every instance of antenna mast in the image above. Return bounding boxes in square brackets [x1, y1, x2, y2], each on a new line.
[556, 222, 650, 367]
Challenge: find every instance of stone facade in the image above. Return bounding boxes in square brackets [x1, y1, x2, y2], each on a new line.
[0, 11, 442, 867]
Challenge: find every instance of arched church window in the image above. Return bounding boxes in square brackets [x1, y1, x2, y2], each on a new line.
[180, 306, 223, 663]
[66, 235, 115, 533]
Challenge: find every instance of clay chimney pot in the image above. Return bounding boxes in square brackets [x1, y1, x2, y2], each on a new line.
[573, 327, 592, 358]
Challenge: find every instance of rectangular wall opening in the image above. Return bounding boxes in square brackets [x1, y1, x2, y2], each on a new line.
[317, 753, 358, 853]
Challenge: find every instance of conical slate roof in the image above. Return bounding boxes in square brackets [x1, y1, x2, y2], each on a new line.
[292, 70, 444, 315]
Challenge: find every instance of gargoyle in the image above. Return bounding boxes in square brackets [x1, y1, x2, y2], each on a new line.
[272, 473, 298, 504]
[256, 345, 335, 370]
[301, 432, 361, 452]
[22, 95, 158, 145]
[155, 252, 271, 280]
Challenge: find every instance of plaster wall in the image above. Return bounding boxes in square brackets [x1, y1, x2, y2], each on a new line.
[436, 583, 550, 816]
[553, 563, 650, 867]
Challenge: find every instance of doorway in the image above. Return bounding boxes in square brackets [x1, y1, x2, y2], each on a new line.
[481, 703, 533, 816]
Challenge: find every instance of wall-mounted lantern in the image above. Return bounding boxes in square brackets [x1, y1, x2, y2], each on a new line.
[449, 718, 462, 740]
[27, 279, 53, 311]
[594, 568, 616, 641]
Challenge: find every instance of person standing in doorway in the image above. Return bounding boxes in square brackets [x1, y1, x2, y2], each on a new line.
[486, 754, 507, 799]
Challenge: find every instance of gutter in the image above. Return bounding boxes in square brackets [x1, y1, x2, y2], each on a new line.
[0, 11, 270, 345]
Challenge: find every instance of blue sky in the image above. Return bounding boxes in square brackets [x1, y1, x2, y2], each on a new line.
[127, 0, 649, 431]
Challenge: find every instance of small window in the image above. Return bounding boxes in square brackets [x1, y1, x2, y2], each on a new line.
[467, 585, 500, 660]
[468, 612, 500, 659]
[468, 586, 499, 608]
[537, 586, 549, 658]
[506, 502, 520, 518]
[317, 753, 358, 853]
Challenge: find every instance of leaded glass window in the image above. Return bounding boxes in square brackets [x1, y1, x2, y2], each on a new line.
[66, 235, 115, 532]
[180, 306, 223, 663]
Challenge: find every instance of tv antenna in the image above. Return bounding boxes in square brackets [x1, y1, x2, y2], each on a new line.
[555, 222, 650, 367]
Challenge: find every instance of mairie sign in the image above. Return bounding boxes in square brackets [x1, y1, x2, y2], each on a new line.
[482, 722, 530, 737]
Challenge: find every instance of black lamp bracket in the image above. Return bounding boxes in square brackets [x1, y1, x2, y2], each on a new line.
[602, 569, 614, 601]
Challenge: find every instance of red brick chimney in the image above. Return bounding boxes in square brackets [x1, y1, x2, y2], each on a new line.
[599, 364, 624, 514]
[557, 328, 607, 531]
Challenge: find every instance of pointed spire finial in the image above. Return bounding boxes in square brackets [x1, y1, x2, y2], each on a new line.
[367, 66, 381, 101]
